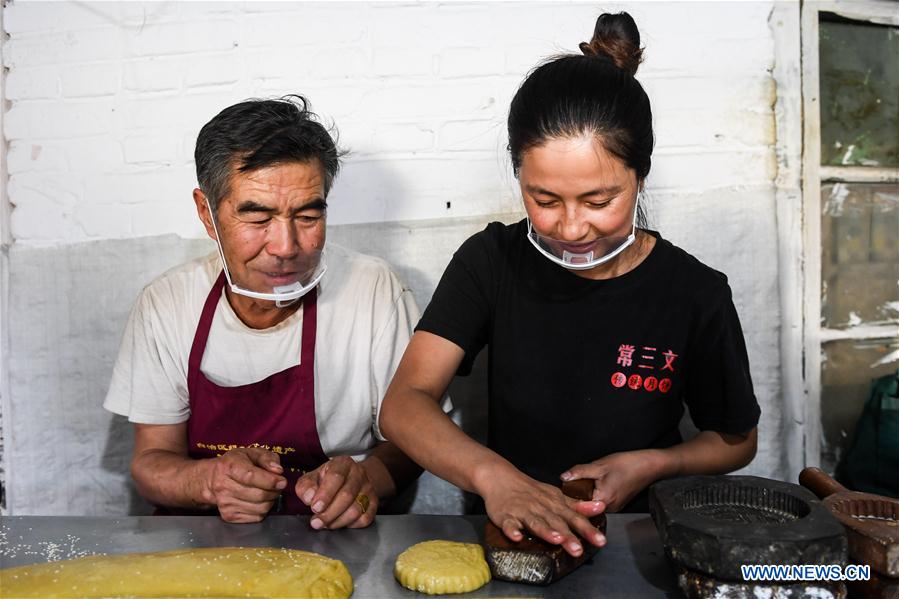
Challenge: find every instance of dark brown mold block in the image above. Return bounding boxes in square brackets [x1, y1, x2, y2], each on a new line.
[483, 479, 606, 585]
[800, 467, 899, 579]
[483, 514, 606, 585]
[649, 475, 848, 582]
[828, 495, 899, 579]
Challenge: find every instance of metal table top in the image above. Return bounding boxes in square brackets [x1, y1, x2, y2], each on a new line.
[0, 514, 679, 597]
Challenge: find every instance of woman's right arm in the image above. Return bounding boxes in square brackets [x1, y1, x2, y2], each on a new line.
[379, 331, 606, 556]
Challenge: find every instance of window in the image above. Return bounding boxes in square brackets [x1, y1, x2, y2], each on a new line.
[801, 1, 899, 471]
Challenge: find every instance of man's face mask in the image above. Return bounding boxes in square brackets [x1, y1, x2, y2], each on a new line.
[207, 197, 327, 308]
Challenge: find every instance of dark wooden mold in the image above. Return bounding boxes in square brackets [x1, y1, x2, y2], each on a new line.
[483, 479, 607, 585]
[800, 467, 899, 579]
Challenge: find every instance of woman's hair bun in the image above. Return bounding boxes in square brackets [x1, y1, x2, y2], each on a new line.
[578, 12, 643, 77]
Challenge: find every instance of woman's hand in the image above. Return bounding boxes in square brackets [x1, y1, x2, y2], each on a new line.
[562, 431, 758, 512]
[561, 449, 667, 513]
[295, 456, 377, 530]
[479, 468, 606, 557]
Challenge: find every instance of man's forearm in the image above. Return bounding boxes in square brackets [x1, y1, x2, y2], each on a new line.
[131, 449, 215, 510]
[361, 441, 423, 499]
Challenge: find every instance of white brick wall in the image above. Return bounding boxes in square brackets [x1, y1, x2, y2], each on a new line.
[0, 4, 8, 513]
[1, 1, 778, 246]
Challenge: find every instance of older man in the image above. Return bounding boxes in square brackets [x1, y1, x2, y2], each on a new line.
[104, 96, 423, 528]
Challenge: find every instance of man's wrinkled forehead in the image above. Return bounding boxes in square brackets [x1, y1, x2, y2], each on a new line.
[218, 158, 327, 207]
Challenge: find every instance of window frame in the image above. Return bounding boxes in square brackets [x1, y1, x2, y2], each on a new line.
[800, 0, 899, 469]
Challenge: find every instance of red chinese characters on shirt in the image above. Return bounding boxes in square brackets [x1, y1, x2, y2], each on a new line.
[617, 344, 636, 367]
[611, 344, 677, 394]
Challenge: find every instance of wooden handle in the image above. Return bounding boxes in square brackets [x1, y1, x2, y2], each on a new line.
[561, 479, 595, 501]
[799, 467, 847, 499]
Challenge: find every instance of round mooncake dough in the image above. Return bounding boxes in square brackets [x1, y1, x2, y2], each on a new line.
[0, 546, 353, 598]
[394, 540, 491, 595]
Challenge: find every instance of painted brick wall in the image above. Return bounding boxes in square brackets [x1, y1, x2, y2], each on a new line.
[2, 1, 777, 245]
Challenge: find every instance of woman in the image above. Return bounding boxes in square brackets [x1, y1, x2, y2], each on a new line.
[379, 12, 760, 557]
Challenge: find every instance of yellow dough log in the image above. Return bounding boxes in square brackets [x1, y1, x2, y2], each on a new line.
[0, 546, 353, 598]
[394, 540, 491, 595]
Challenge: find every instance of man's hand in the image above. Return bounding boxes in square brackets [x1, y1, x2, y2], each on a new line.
[295, 456, 377, 530]
[561, 449, 665, 513]
[204, 448, 287, 523]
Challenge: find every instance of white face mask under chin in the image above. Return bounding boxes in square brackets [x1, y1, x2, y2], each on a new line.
[217, 247, 327, 305]
[525, 199, 639, 271]
[206, 197, 326, 305]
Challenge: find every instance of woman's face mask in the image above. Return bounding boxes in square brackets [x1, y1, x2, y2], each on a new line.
[518, 136, 641, 271]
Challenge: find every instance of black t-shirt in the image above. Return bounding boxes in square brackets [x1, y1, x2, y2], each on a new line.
[417, 219, 760, 509]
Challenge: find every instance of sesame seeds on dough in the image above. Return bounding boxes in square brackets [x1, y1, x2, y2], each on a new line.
[0, 546, 353, 598]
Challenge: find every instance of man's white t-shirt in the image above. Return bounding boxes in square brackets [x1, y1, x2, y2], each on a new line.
[104, 243, 418, 457]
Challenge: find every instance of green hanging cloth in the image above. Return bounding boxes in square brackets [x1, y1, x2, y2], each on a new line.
[836, 369, 899, 498]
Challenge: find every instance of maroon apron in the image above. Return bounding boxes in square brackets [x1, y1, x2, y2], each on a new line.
[184, 271, 327, 515]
